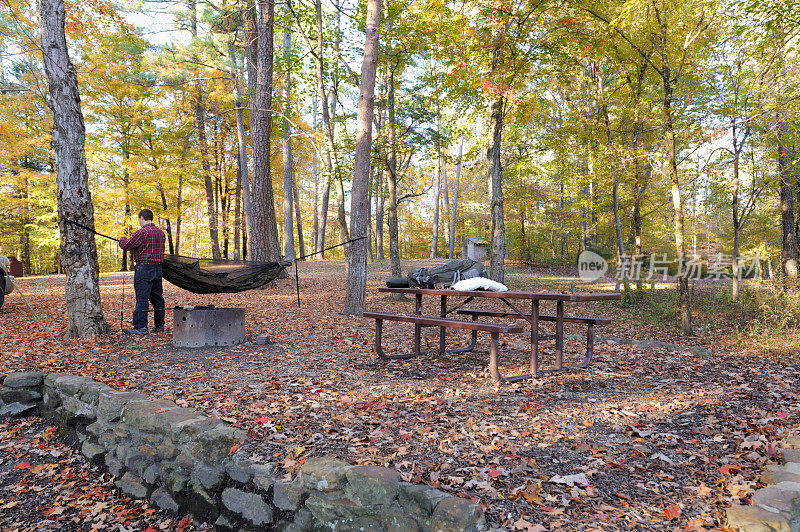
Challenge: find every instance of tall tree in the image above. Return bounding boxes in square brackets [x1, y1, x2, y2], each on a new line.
[249, 0, 281, 262]
[38, 0, 110, 337]
[343, 0, 381, 315]
[282, 23, 296, 261]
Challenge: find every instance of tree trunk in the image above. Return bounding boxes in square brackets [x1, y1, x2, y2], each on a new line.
[282, 25, 296, 261]
[314, 0, 337, 258]
[158, 183, 175, 254]
[375, 107, 386, 260]
[431, 133, 441, 258]
[249, 0, 281, 262]
[39, 0, 109, 337]
[121, 148, 132, 271]
[449, 138, 462, 259]
[292, 175, 305, 258]
[487, 47, 505, 283]
[663, 72, 692, 334]
[343, 0, 380, 315]
[228, 40, 251, 258]
[312, 94, 320, 254]
[386, 59, 401, 277]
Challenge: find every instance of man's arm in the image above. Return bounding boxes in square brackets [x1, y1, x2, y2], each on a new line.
[119, 228, 144, 250]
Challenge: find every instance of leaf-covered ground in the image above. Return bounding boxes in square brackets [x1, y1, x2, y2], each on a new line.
[0, 417, 209, 531]
[2, 260, 799, 531]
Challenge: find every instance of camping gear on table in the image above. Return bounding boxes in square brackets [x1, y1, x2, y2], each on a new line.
[395, 259, 487, 289]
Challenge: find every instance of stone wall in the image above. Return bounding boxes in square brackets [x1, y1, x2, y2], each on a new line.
[726, 435, 800, 532]
[0, 371, 485, 532]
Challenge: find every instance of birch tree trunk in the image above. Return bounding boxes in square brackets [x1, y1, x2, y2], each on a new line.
[343, 0, 381, 315]
[487, 47, 506, 283]
[282, 25, 296, 261]
[249, 0, 281, 262]
[449, 138, 462, 259]
[39, 0, 110, 337]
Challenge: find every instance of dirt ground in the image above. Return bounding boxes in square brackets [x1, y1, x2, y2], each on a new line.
[1, 260, 798, 531]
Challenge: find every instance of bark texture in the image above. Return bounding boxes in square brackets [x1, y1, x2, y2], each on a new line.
[39, 0, 110, 337]
[343, 0, 381, 315]
[249, 0, 281, 262]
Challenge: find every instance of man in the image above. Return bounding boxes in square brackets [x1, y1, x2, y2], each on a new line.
[119, 209, 166, 335]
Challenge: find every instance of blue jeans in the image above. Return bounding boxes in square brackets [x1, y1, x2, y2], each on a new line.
[132, 263, 165, 330]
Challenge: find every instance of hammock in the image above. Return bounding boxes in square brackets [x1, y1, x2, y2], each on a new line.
[162, 255, 292, 294]
[61, 217, 362, 299]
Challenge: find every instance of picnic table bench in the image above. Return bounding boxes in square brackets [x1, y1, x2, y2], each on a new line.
[455, 309, 611, 368]
[362, 311, 523, 382]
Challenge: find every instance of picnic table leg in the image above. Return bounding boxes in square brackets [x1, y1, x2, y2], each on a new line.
[556, 300, 564, 370]
[489, 331, 501, 383]
[531, 299, 540, 377]
[439, 295, 447, 356]
[414, 293, 422, 356]
[569, 322, 594, 368]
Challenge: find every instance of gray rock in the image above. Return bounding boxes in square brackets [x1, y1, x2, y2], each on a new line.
[42, 391, 61, 409]
[192, 463, 224, 490]
[221, 487, 273, 526]
[752, 486, 798, 514]
[687, 345, 712, 358]
[299, 457, 352, 492]
[294, 508, 313, 530]
[97, 390, 148, 422]
[783, 448, 800, 463]
[79, 381, 112, 405]
[250, 463, 276, 491]
[727, 503, 790, 532]
[124, 451, 151, 475]
[121, 400, 182, 431]
[150, 486, 179, 513]
[175, 452, 194, 469]
[143, 463, 160, 485]
[214, 515, 236, 530]
[61, 396, 95, 418]
[330, 516, 384, 532]
[81, 440, 105, 462]
[273, 480, 307, 511]
[105, 455, 125, 477]
[3, 371, 45, 388]
[383, 511, 421, 532]
[345, 465, 400, 506]
[398, 482, 449, 518]
[43, 372, 72, 389]
[169, 416, 224, 444]
[53, 375, 92, 396]
[762, 469, 800, 485]
[116, 472, 149, 499]
[191, 426, 247, 465]
[0, 402, 36, 418]
[157, 443, 178, 460]
[225, 455, 253, 483]
[305, 493, 369, 523]
[273, 521, 307, 532]
[86, 421, 110, 437]
[429, 496, 485, 532]
[0, 388, 41, 403]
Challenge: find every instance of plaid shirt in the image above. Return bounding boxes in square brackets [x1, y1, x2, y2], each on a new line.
[119, 223, 165, 264]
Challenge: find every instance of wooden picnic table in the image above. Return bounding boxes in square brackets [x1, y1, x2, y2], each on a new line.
[377, 287, 621, 381]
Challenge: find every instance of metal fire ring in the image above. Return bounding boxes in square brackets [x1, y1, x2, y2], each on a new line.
[172, 307, 246, 348]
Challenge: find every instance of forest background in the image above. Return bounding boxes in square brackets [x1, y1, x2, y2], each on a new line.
[2, 0, 800, 326]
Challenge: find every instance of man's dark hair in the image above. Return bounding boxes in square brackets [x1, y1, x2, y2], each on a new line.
[139, 208, 154, 221]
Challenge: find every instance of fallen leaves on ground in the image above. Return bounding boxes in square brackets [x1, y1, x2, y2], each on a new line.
[0, 417, 209, 531]
[1, 260, 798, 530]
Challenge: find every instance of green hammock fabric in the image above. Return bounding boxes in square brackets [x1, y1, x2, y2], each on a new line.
[162, 255, 292, 294]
